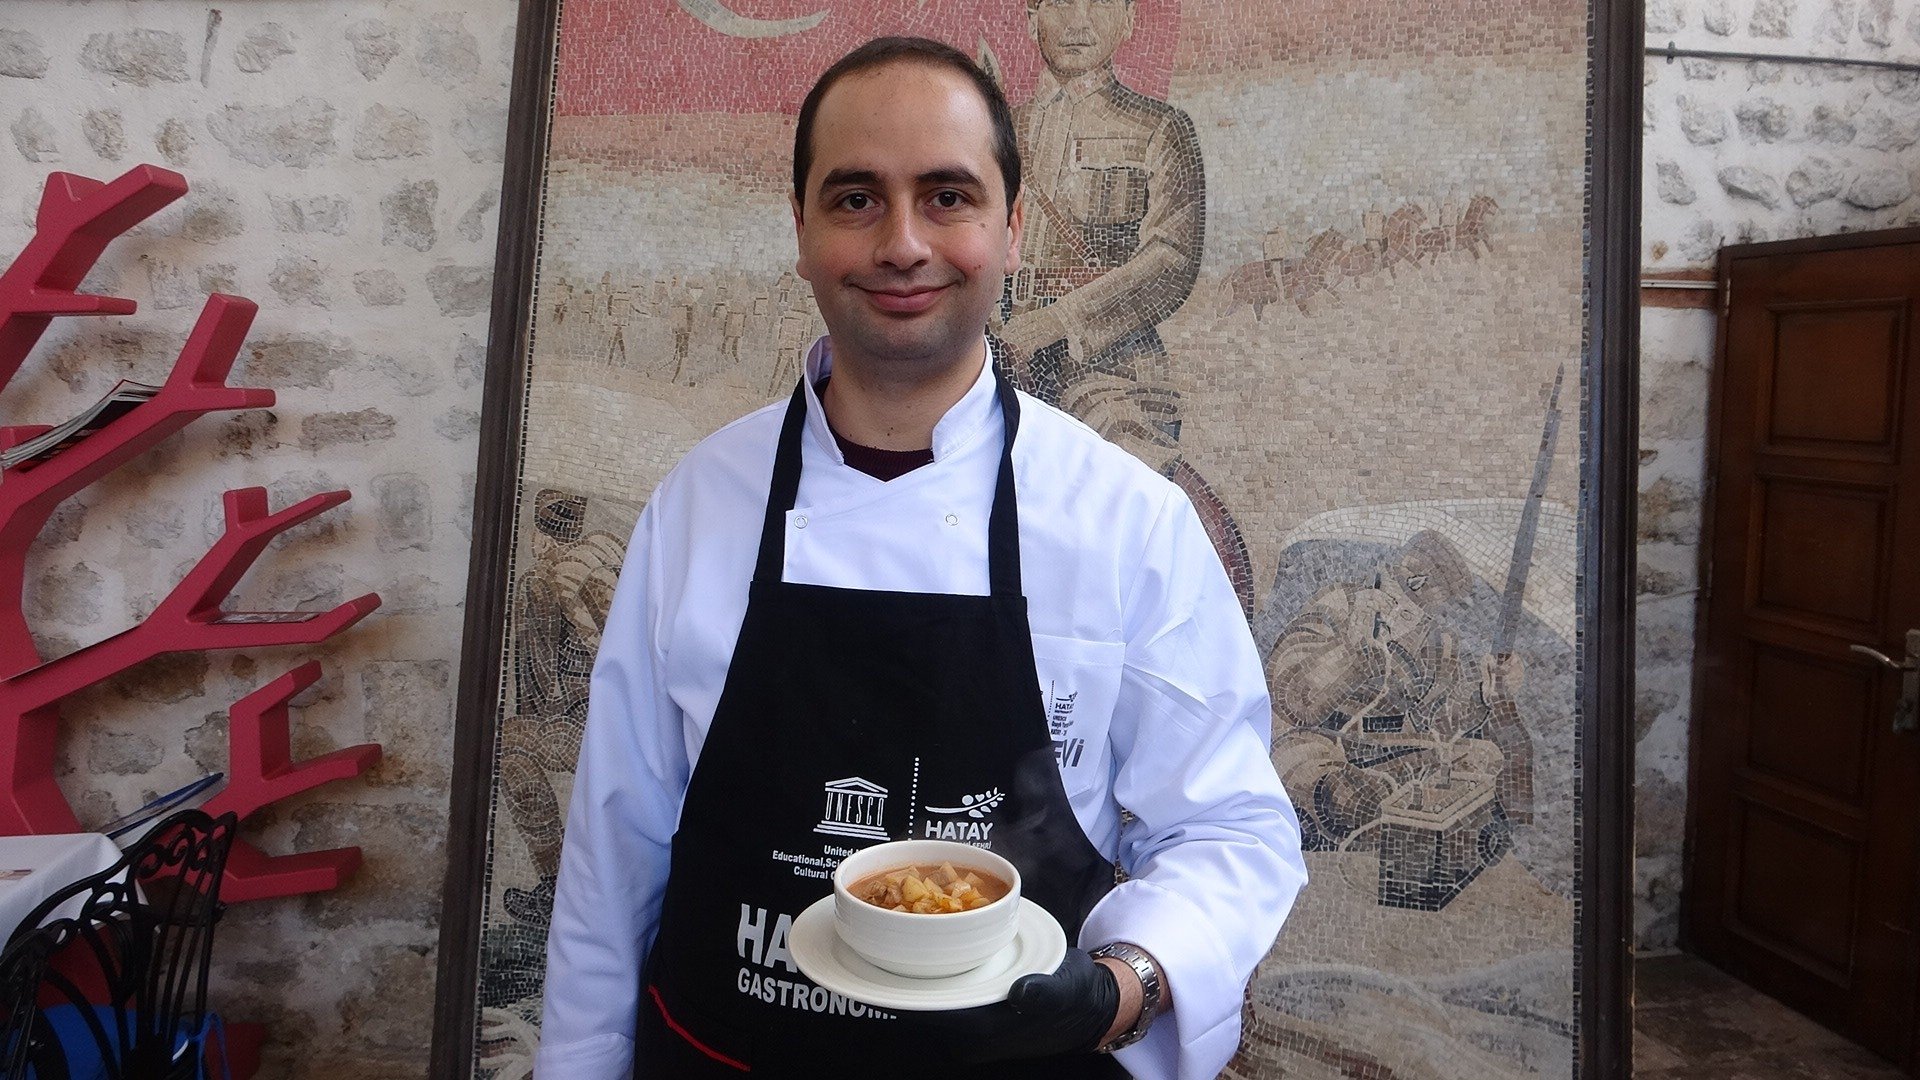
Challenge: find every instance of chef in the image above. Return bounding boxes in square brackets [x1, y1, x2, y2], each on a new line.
[537, 36, 1306, 1079]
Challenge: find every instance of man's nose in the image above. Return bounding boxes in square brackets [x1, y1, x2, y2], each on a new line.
[873, 203, 931, 269]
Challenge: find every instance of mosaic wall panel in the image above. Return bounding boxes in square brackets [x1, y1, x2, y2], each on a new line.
[470, 0, 1593, 1075]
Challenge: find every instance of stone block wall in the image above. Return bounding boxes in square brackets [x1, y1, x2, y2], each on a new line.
[0, 0, 515, 1072]
[1636, 0, 1920, 950]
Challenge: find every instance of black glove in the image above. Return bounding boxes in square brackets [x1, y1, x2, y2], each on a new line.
[912, 947, 1121, 1061]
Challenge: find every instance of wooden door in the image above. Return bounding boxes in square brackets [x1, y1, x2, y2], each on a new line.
[1686, 227, 1920, 1072]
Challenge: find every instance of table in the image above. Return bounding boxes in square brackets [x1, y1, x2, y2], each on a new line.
[0, 833, 123, 941]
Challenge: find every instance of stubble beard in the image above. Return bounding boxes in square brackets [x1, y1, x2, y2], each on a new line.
[825, 286, 993, 390]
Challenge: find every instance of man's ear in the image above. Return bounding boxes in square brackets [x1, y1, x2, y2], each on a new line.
[791, 192, 808, 278]
[1027, 5, 1040, 42]
[1005, 190, 1026, 275]
[1122, 1, 1136, 42]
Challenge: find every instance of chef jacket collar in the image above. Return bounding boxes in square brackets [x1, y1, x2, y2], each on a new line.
[801, 334, 1002, 466]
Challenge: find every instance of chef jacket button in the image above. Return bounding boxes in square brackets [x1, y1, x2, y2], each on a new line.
[944, 514, 959, 526]
[794, 515, 808, 529]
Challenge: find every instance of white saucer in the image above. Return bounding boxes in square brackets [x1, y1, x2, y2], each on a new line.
[788, 895, 1066, 1011]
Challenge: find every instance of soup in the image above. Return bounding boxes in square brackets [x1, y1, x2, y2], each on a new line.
[850, 861, 1012, 914]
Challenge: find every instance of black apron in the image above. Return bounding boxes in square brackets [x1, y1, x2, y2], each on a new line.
[634, 371, 1126, 1077]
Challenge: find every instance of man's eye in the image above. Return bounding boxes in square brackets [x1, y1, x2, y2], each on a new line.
[932, 191, 964, 209]
[841, 193, 872, 210]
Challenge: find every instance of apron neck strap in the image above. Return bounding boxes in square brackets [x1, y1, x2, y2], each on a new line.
[754, 379, 810, 584]
[754, 365, 1024, 597]
[987, 370, 1022, 597]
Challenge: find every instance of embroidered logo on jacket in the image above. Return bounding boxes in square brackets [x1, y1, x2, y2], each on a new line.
[1054, 737, 1087, 768]
[1047, 683, 1078, 737]
[1046, 681, 1088, 768]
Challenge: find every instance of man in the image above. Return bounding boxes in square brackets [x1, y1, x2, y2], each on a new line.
[538, 37, 1303, 1079]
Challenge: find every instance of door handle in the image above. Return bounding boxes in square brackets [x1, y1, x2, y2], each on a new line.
[1849, 630, 1920, 734]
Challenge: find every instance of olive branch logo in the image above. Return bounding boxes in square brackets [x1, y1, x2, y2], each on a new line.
[924, 788, 1006, 819]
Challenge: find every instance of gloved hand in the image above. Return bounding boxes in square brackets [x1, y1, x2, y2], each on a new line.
[911, 948, 1121, 1061]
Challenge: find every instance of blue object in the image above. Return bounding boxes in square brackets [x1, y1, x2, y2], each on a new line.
[27, 1004, 229, 1080]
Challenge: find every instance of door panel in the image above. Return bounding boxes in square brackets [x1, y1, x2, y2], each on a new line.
[1744, 645, 1872, 801]
[1749, 478, 1887, 627]
[1765, 302, 1904, 452]
[1729, 798, 1859, 982]
[1686, 229, 1920, 1072]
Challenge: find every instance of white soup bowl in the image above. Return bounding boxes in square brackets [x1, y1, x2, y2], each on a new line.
[831, 839, 1022, 979]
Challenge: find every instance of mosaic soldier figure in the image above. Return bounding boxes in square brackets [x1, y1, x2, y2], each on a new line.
[996, 0, 1256, 608]
[998, 0, 1202, 467]
[1266, 531, 1535, 907]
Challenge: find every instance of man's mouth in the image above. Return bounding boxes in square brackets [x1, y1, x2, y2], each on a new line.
[858, 284, 951, 315]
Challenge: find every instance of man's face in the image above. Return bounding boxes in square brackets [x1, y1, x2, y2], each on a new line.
[793, 63, 1023, 375]
[1029, 0, 1134, 79]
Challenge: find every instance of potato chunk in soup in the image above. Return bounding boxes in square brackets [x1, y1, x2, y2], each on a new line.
[851, 861, 1010, 914]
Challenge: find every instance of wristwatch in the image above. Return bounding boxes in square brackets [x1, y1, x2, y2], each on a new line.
[1088, 941, 1165, 1053]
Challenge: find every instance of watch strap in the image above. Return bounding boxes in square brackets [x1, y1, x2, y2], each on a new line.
[1088, 942, 1164, 1053]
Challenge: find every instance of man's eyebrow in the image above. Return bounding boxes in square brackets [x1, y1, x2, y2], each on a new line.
[818, 168, 879, 191]
[919, 166, 984, 188]
[815, 166, 986, 192]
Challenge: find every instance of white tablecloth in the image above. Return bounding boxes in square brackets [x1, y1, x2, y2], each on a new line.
[0, 833, 123, 941]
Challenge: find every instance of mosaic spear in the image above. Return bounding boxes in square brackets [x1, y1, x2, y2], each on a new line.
[1495, 364, 1566, 655]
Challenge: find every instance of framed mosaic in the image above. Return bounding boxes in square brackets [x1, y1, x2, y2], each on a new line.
[431, 0, 1641, 1075]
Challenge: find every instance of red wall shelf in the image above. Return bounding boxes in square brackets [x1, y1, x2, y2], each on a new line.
[0, 164, 383, 903]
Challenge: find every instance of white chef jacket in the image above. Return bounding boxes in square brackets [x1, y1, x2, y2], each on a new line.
[538, 336, 1306, 1079]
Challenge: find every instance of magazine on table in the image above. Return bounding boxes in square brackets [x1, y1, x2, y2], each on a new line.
[1, 379, 161, 471]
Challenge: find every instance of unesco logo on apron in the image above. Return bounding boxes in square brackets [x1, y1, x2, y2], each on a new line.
[812, 776, 890, 841]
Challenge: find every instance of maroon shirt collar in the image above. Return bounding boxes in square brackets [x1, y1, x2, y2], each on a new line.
[816, 376, 935, 482]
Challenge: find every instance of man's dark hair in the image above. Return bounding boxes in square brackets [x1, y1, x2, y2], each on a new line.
[793, 37, 1021, 218]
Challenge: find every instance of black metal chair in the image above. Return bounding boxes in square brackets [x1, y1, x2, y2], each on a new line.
[0, 808, 238, 1080]
[1, 922, 66, 1079]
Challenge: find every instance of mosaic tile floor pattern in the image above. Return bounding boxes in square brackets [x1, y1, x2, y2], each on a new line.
[1634, 953, 1908, 1080]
